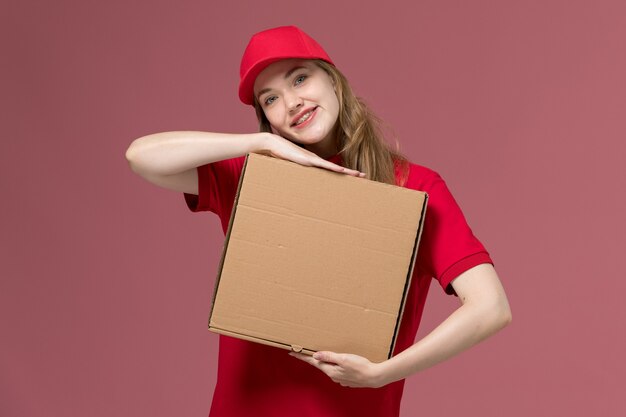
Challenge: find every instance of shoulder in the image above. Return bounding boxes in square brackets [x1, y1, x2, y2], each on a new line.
[397, 159, 444, 191]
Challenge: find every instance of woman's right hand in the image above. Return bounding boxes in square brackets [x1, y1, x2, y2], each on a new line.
[258, 133, 366, 178]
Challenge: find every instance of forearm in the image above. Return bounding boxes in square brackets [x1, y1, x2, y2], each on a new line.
[295, 291, 512, 389]
[379, 299, 511, 385]
[125, 131, 271, 176]
[374, 264, 512, 385]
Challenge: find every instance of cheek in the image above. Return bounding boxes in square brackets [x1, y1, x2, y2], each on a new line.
[319, 82, 339, 112]
[264, 107, 284, 127]
[265, 115, 286, 136]
[326, 90, 340, 121]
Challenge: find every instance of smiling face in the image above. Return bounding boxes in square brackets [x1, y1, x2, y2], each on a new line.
[253, 59, 340, 158]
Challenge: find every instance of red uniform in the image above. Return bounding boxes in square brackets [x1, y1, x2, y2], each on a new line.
[184, 153, 493, 417]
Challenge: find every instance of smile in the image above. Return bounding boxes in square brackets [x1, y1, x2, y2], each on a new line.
[292, 107, 318, 128]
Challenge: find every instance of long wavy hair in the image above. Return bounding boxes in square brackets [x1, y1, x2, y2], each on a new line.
[253, 59, 410, 187]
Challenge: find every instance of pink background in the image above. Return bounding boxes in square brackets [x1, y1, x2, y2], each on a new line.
[2, 1, 624, 416]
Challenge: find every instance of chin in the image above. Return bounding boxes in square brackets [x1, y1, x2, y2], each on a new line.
[296, 135, 325, 144]
[295, 126, 332, 144]
[275, 122, 334, 148]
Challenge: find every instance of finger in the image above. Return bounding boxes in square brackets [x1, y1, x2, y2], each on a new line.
[317, 160, 348, 173]
[309, 158, 352, 174]
[301, 154, 364, 177]
[288, 352, 331, 370]
[289, 353, 341, 378]
[341, 167, 364, 177]
[288, 352, 317, 365]
[313, 351, 343, 364]
[328, 164, 364, 177]
[334, 378, 361, 388]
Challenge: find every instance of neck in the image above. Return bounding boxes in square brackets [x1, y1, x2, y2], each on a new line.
[305, 124, 340, 158]
[305, 138, 338, 159]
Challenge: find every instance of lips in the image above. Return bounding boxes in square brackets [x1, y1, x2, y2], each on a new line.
[291, 106, 318, 127]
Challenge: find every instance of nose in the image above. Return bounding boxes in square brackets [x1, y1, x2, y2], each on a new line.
[285, 91, 304, 113]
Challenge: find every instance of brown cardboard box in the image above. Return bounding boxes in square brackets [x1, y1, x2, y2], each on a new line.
[208, 153, 428, 363]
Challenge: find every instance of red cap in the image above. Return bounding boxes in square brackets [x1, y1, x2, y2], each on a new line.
[238, 26, 334, 105]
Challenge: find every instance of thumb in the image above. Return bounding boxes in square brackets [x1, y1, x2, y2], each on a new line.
[313, 351, 342, 364]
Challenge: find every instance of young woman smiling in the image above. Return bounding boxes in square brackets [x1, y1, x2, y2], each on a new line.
[125, 25, 511, 417]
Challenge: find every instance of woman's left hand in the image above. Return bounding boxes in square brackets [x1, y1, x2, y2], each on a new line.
[288, 351, 389, 388]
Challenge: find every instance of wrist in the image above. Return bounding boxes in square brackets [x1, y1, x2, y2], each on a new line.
[371, 361, 395, 388]
[252, 132, 276, 154]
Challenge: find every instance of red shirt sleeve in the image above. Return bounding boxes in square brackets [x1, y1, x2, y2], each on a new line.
[411, 167, 494, 295]
[183, 156, 245, 215]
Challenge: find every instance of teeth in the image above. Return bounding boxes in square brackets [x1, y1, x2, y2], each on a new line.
[296, 110, 313, 125]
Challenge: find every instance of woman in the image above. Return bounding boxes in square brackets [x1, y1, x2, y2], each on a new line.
[126, 25, 512, 417]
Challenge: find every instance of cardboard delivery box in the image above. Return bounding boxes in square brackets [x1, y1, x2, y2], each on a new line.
[209, 153, 428, 363]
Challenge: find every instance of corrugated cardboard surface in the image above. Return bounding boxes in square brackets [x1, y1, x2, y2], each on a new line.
[209, 153, 428, 363]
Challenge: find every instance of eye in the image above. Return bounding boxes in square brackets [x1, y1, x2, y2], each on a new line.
[294, 74, 307, 85]
[263, 95, 277, 106]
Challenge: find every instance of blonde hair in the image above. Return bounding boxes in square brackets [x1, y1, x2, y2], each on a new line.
[253, 59, 409, 187]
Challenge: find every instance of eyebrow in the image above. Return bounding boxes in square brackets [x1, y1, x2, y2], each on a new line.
[256, 66, 307, 100]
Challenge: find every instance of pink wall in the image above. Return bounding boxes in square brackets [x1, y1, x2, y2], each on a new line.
[1, 1, 624, 416]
